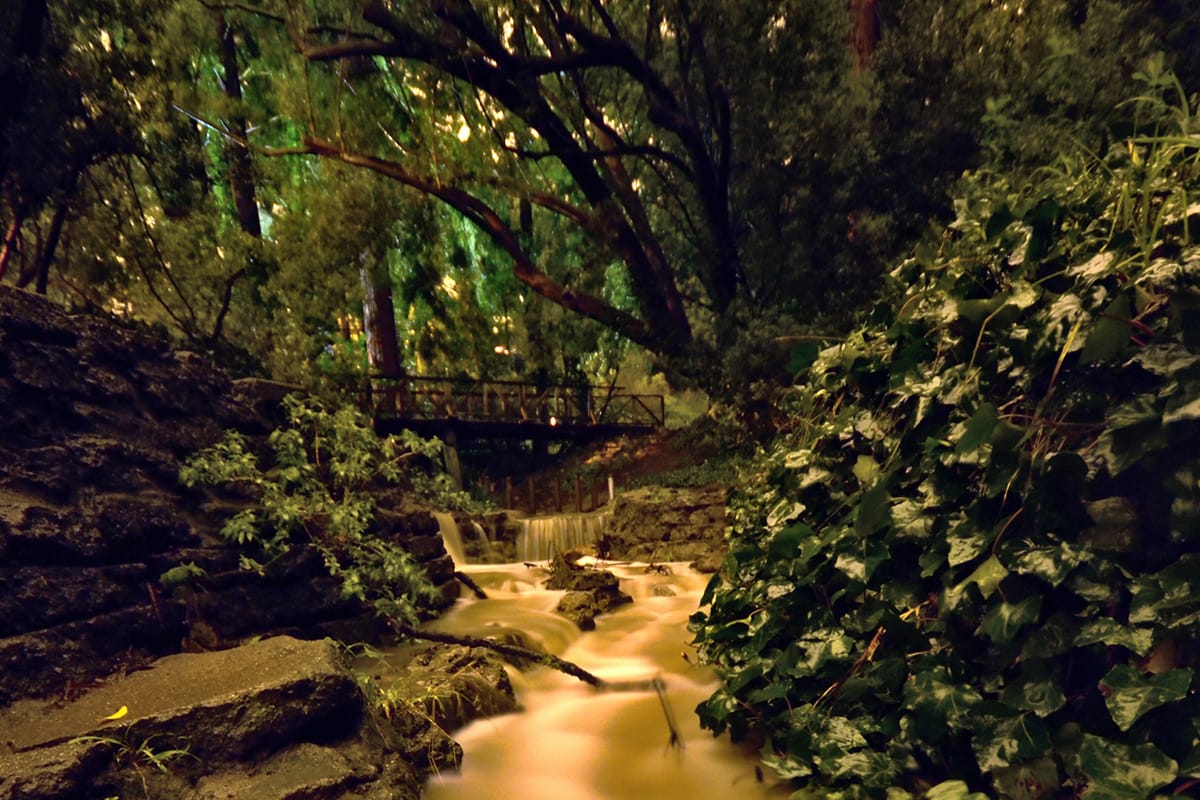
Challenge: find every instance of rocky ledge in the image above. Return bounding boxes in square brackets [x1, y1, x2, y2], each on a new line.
[0, 286, 460, 708]
[0, 635, 515, 800]
[603, 485, 727, 571]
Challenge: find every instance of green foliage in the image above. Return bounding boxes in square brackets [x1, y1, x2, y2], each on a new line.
[691, 76, 1200, 797]
[158, 562, 207, 591]
[70, 727, 196, 798]
[180, 394, 467, 624]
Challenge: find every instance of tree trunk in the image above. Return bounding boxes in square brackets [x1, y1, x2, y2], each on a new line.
[17, 189, 71, 294]
[849, 0, 880, 73]
[0, 209, 24, 282]
[361, 255, 407, 413]
[214, 12, 262, 238]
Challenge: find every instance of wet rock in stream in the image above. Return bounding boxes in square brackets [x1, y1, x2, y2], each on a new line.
[546, 553, 632, 630]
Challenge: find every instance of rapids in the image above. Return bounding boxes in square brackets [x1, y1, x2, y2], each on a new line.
[419, 560, 788, 800]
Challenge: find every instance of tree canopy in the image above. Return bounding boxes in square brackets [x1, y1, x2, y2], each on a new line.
[3, 0, 1198, 390]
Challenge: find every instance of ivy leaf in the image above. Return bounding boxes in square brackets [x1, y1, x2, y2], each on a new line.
[769, 522, 814, 561]
[856, 483, 892, 535]
[972, 713, 1051, 773]
[1001, 662, 1067, 717]
[1098, 665, 1194, 731]
[853, 454, 882, 485]
[955, 404, 999, 454]
[1010, 541, 1087, 587]
[944, 555, 1009, 610]
[991, 758, 1060, 800]
[947, 530, 990, 567]
[1074, 619, 1154, 656]
[1081, 294, 1133, 363]
[980, 596, 1042, 644]
[1077, 734, 1177, 799]
[923, 780, 989, 800]
[903, 666, 981, 730]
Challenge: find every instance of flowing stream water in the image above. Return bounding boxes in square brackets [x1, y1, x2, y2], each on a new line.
[416, 515, 788, 800]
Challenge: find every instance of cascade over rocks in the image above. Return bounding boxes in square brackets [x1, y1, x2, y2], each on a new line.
[0, 284, 459, 704]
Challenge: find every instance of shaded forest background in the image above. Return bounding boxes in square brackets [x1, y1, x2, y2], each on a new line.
[3, 0, 1196, 402]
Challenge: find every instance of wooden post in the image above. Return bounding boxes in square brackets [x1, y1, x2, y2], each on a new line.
[527, 477, 536, 514]
[574, 475, 583, 513]
[505, 477, 513, 510]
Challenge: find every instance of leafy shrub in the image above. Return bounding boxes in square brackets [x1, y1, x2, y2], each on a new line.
[180, 394, 465, 624]
[691, 71, 1200, 798]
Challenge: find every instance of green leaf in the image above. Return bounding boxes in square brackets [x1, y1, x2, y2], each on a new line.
[856, 483, 891, 536]
[1077, 734, 1177, 799]
[947, 530, 989, 567]
[1010, 541, 1087, 587]
[853, 454, 881, 485]
[945, 554, 1009, 610]
[1098, 665, 1194, 731]
[769, 522, 813, 561]
[1075, 619, 1154, 656]
[972, 713, 1050, 773]
[903, 667, 981, 730]
[1001, 662, 1067, 717]
[790, 341, 821, 374]
[955, 404, 999, 454]
[991, 758, 1060, 800]
[923, 780, 988, 800]
[980, 596, 1042, 644]
[1081, 294, 1133, 363]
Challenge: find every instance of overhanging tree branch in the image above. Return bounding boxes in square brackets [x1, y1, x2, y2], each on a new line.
[260, 136, 660, 351]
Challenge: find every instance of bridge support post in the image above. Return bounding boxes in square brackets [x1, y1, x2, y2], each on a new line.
[443, 430, 463, 490]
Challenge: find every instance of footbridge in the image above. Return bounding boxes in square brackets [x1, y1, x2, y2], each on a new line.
[363, 375, 665, 442]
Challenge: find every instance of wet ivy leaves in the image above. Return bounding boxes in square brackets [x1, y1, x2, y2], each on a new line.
[1098, 665, 1194, 732]
[979, 596, 1042, 644]
[903, 667, 982, 733]
[1078, 735, 1178, 800]
[691, 97, 1200, 796]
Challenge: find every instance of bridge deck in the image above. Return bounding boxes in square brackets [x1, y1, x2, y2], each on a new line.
[364, 375, 664, 441]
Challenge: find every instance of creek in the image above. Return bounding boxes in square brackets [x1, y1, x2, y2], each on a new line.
[416, 515, 788, 800]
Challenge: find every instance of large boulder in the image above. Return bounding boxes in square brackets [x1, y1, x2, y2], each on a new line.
[603, 485, 727, 570]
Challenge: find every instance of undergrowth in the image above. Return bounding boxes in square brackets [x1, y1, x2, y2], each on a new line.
[180, 395, 469, 624]
[692, 67, 1200, 799]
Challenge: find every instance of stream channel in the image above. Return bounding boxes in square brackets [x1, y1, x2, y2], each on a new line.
[399, 513, 789, 800]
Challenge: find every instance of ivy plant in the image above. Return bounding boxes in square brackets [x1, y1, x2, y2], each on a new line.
[692, 70, 1200, 798]
[180, 394, 459, 624]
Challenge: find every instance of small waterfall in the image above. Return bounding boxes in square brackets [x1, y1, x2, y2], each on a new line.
[516, 511, 611, 562]
[433, 512, 468, 567]
[468, 520, 495, 561]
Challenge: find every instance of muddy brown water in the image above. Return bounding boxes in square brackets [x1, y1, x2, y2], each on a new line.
[416, 559, 790, 800]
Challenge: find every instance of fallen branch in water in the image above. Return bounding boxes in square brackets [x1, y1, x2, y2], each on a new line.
[391, 622, 604, 686]
[454, 571, 488, 599]
[391, 627, 683, 747]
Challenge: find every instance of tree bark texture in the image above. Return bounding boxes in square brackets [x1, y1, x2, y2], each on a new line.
[214, 12, 262, 238]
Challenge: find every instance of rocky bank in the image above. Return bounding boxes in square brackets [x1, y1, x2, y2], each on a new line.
[0, 286, 508, 798]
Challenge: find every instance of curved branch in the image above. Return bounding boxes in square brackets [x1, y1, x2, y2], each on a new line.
[262, 136, 660, 352]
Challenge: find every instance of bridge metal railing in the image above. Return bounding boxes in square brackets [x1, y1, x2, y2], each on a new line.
[363, 375, 665, 430]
